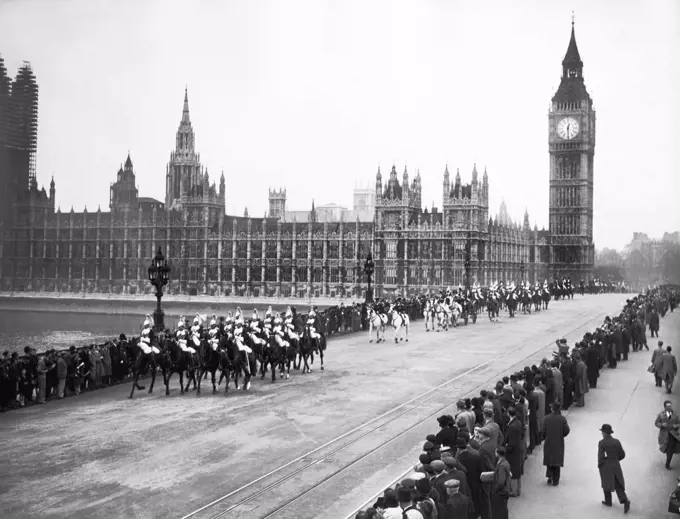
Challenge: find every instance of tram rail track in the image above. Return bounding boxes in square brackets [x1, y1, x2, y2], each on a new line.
[181, 307, 604, 519]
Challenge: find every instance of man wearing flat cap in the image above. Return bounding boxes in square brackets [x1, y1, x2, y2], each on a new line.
[598, 423, 631, 514]
[441, 479, 474, 519]
[442, 456, 471, 498]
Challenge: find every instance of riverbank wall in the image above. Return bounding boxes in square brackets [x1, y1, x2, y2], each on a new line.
[0, 292, 352, 316]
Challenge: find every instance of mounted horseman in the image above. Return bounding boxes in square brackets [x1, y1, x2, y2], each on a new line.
[304, 306, 326, 371]
[194, 313, 220, 395]
[267, 311, 289, 381]
[542, 279, 552, 309]
[388, 302, 410, 343]
[280, 307, 299, 377]
[217, 311, 254, 392]
[246, 308, 268, 374]
[367, 303, 387, 342]
[128, 314, 164, 399]
[520, 281, 532, 314]
[505, 281, 519, 317]
[423, 297, 436, 332]
[487, 282, 500, 322]
[161, 317, 198, 395]
[469, 282, 481, 323]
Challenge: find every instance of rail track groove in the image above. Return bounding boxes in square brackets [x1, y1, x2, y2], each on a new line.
[182, 307, 604, 519]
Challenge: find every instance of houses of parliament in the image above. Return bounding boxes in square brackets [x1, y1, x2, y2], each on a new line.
[0, 23, 595, 299]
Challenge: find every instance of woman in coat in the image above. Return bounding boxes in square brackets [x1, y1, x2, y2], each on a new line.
[542, 402, 570, 485]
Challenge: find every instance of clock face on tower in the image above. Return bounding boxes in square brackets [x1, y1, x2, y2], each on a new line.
[557, 117, 580, 140]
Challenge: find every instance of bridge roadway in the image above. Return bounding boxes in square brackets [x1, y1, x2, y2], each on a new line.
[0, 294, 629, 519]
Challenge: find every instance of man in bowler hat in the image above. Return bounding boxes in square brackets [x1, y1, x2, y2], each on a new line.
[598, 424, 631, 514]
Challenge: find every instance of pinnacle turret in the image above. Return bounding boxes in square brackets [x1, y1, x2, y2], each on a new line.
[182, 86, 191, 124]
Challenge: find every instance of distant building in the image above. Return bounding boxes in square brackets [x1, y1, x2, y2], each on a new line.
[0, 57, 39, 230]
[0, 21, 597, 297]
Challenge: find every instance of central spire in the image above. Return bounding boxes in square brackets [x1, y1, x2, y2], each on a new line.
[562, 16, 583, 76]
[182, 86, 191, 124]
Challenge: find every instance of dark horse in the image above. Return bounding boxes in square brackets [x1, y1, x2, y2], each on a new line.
[297, 327, 316, 374]
[128, 337, 165, 399]
[217, 336, 255, 393]
[263, 335, 285, 382]
[542, 289, 551, 310]
[196, 337, 221, 395]
[303, 324, 326, 371]
[160, 336, 198, 395]
[486, 297, 500, 322]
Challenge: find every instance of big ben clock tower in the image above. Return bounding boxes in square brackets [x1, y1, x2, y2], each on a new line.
[548, 18, 595, 283]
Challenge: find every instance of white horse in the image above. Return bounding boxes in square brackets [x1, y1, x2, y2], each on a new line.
[423, 299, 436, 332]
[388, 304, 410, 343]
[435, 301, 450, 331]
[449, 301, 463, 327]
[367, 308, 387, 343]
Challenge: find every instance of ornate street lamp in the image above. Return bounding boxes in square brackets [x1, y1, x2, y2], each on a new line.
[364, 252, 375, 303]
[520, 261, 526, 283]
[148, 246, 171, 333]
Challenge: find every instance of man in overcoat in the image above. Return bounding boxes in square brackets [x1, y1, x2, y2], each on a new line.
[526, 385, 539, 453]
[551, 360, 564, 406]
[559, 354, 575, 410]
[456, 436, 492, 519]
[586, 341, 600, 388]
[504, 406, 523, 497]
[652, 341, 666, 387]
[621, 322, 631, 361]
[542, 402, 570, 486]
[598, 424, 631, 514]
[655, 400, 680, 469]
[573, 352, 588, 407]
[649, 308, 660, 338]
[659, 346, 678, 394]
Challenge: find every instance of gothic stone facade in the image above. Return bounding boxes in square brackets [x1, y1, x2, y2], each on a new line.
[0, 23, 594, 297]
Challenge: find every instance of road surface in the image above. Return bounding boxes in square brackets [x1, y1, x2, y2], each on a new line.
[0, 294, 629, 519]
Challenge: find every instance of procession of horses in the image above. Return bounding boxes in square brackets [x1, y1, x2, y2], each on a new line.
[117, 277, 624, 399]
[0, 277, 627, 410]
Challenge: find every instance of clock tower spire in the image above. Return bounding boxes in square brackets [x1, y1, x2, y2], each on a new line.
[548, 17, 596, 283]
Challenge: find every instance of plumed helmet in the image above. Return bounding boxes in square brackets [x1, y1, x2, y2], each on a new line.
[178, 320, 185, 328]
[210, 319, 217, 327]
[143, 319, 150, 328]
[253, 309, 259, 317]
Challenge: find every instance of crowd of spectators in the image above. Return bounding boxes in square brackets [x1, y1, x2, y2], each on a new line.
[0, 342, 122, 410]
[355, 286, 678, 519]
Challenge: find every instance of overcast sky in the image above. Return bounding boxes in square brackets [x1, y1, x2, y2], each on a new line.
[1, 0, 678, 250]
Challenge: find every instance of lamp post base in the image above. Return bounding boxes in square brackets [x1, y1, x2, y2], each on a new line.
[153, 310, 165, 334]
